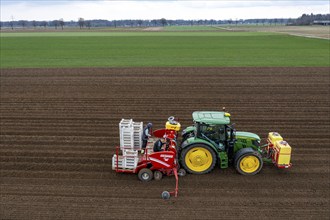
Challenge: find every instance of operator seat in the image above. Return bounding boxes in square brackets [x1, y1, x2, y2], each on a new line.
[153, 139, 164, 152]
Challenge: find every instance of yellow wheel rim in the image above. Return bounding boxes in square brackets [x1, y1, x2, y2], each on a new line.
[185, 147, 213, 172]
[239, 155, 260, 173]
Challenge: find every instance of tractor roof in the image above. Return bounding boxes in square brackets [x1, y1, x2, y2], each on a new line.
[192, 111, 231, 125]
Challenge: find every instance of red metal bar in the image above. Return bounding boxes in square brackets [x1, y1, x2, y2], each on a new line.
[169, 167, 178, 197]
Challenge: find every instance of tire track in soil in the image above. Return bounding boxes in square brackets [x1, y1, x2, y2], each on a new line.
[1, 67, 329, 219]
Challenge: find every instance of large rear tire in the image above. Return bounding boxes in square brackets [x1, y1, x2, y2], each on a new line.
[180, 144, 216, 174]
[234, 148, 263, 175]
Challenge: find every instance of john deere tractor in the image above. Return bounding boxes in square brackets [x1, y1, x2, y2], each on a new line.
[180, 111, 264, 175]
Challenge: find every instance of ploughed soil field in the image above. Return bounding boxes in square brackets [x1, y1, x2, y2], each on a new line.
[1, 67, 329, 219]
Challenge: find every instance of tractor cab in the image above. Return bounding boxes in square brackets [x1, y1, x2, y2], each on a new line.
[192, 111, 234, 150]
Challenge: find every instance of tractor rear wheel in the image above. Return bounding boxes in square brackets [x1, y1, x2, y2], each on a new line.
[180, 144, 216, 174]
[138, 168, 153, 182]
[234, 148, 263, 175]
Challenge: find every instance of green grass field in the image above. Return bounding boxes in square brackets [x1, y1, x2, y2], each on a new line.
[1, 31, 329, 68]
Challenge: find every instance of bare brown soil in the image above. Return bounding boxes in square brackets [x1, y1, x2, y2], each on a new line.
[230, 25, 330, 39]
[1, 67, 329, 219]
[143, 27, 164, 31]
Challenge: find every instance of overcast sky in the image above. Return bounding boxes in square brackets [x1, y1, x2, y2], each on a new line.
[1, 0, 329, 21]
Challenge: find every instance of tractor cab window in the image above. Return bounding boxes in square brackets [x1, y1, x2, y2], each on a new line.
[198, 124, 226, 144]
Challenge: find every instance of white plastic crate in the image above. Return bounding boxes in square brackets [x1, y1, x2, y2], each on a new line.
[112, 155, 123, 170]
[123, 149, 138, 157]
[125, 157, 138, 168]
[112, 155, 138, 170]
[119, 119, 133, 127]
[120, 127, 134, 149]
[119, 119, 143, 150]
[119, 119, 134, 149]
[133, 122, 143, 150]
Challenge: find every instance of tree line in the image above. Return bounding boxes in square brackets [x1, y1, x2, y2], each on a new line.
[1, 13, 329, 30]
[295, 13, 330, 25]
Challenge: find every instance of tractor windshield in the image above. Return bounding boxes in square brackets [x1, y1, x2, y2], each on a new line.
[198, 124, 226, 144]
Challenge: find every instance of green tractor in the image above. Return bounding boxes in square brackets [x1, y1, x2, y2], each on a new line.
[180, 111, 264, 175]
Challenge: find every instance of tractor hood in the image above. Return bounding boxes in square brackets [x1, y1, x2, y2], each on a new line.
[234, 131, 261, 152]
[236, 131, 260, 141]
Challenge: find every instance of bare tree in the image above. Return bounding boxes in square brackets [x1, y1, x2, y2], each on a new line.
[137, 20, 143, 27]
[53, 20, 59, 29]
[41, 21, 47, 29]
[32, 20, 37, 29]
[78, 18, 85, 29]
[160, 18, 167, 26]
[269, 19, 273, 26]
[167, 20, 174, 26]
[85, 20, 91, 29]
[10, 15, 15, 30]
[19, 20, 28, 28]
[151, 19, 158, 26]
[59, 19, 65, 30]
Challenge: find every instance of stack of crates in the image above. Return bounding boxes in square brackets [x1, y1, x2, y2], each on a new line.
[119, 119, 143, 150]
[112, 119, 143, 170]
[119, 119, 134, 149]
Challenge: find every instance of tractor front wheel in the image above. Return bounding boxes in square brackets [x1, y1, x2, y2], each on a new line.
[180, 144, 216, 174]
[234, 148, 263, 175]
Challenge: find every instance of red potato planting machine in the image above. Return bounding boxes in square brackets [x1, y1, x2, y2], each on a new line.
[112, 117, 184, 199]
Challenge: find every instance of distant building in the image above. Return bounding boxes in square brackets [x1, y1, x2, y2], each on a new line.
[313, 20, 330, 25]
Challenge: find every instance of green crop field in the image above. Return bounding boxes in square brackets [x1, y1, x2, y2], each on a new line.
[1, 31, 329, 68]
